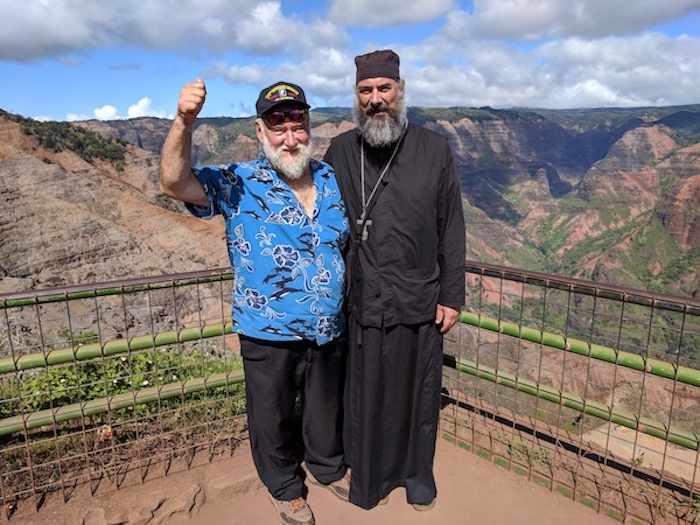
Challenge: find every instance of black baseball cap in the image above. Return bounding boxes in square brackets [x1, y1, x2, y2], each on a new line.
[256, 81, 311, 117]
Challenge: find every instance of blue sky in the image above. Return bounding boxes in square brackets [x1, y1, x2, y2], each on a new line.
[1, 0, 699, 122]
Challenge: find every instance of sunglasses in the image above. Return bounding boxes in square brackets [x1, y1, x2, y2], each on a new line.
[264, 108, 308, 127]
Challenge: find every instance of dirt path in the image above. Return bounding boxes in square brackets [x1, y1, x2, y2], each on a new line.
[172, 439, 617, 525]
[9, 438, 618, 525]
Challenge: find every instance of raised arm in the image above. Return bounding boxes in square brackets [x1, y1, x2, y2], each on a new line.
[159, 78, 209, 206]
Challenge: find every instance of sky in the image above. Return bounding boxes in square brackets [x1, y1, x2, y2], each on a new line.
[1, 0, 700, 122]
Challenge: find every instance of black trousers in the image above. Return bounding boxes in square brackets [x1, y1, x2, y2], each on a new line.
[240, 334, 347, 500]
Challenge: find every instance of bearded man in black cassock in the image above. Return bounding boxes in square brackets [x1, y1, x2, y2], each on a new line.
[324, 49, 466, 511]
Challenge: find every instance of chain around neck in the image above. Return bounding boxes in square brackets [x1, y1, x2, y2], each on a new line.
[359, 123, 408, 221]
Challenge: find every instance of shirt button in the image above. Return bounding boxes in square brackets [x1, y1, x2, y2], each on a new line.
[375, 292, 381, 298]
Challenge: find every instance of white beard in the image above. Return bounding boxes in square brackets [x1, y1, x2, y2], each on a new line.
[353, 93, 407, 148]
[262, 136, 313, 180]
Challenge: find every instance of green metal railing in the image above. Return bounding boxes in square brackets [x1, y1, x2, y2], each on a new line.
[2, 310, 697, 450]
[0, 370, 245, 435]
[458, 311, 700, 388]
[444, 352, 698, 450]
[0, 322, 234, 374]
[1, 263, 699, 523]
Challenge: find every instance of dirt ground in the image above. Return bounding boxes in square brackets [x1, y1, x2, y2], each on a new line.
[5, 438, 619, 525]
[4, 397, 696, 525]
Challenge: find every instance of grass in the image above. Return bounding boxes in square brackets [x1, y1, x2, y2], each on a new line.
[533, 475, 550, 488]
[494, 457, 509, 469]
[476, 449, 491, 460]
[513, 466, 528, 477]
[605, 508, 624, 521]
[579, 496, 597, 509]
[555, 485, 573, 498]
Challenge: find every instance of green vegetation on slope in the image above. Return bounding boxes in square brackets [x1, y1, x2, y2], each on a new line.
[210, 116, 257, 142]
[1, 110, 128, 169]
[531, 104, 700, 135]
[0, 329, 243, 420]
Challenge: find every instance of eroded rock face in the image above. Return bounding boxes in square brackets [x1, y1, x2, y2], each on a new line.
[654, 143, 700, 248]
[77, 117, 173, 156]
[0, 118, 228, 294]
[2, 105, 699, 300]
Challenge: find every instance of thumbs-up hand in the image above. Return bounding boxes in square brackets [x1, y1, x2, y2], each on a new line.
[177, 77, 206, 127]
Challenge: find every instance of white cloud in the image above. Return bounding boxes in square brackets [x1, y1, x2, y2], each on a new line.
[400, 30, 700, 109]
[296, 49, 356, 100]
[2, 0, 699, 115]
[0, 1, 106, 60]
[233, 2, 307, 54]
[536, 34, 700, 107]
[328, 0, 456, 27]
[0, 0, 345, 62]
[65, 113, 91, 122]
[468, 0, 700, 40]
[204, 63, 267, 84]
[204, 47, 356, 108]
[127, 97, 170, 118]
[94, 105, 120, 120]
[231, 2, 347, 55]
[65, 99, 172, 121]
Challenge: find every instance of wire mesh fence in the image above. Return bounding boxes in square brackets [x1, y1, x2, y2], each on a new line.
[441, 262, 700, 525]
[0, 269, 246, 519]
[1, 264, 699, 523]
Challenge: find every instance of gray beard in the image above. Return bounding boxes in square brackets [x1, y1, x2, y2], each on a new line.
[353, 98, 407, 148]
[262, 138, 313, 180]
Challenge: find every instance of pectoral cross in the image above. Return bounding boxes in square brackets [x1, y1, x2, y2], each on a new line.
[357, 215, 372, 241]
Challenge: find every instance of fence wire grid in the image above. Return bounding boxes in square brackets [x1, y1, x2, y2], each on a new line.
[1, 263, 699, 524]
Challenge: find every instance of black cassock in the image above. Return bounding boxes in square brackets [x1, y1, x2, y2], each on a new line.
[325, 123, 466, 508]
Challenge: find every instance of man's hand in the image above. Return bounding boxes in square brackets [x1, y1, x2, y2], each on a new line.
[435, 304, 459, 334]
[177, 78, 206, 127]
[159, 77, 208, 206]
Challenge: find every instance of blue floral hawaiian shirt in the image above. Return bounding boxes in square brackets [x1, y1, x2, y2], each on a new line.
[187, 156, 349, 345]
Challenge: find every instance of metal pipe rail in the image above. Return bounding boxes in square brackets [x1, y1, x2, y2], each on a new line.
[465, 261, 700, 317]
[1, 265, 698, 444]
[443, 353, 699, 451]
[459, 312, 700, 388]
[0, 322, 234, 374]
[2, 264, 698, 523]
[0, 370, 245, 436]
[1, 268, 698, 425]
[0, 267, 233, 309]
[1, 317, 697, 451]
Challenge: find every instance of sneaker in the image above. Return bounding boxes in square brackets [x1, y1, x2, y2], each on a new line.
[268, 493, 315, 525]
[304, 465, 350, 502]
[378, 495, 389, 506]
[411, 499, 436, 512]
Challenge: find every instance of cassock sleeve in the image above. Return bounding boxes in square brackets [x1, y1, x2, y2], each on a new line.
[323, 143, 334, 166]
[437, 144, 466, 309]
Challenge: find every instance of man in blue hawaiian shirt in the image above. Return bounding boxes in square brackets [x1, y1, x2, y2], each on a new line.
[160, 79, 349, 525]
